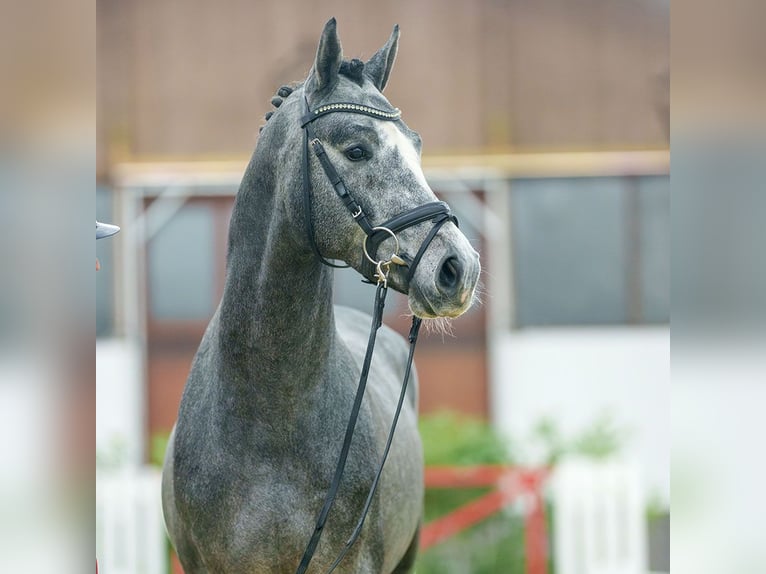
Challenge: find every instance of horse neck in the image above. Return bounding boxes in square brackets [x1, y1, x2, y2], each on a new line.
[216, 144, 337, 405]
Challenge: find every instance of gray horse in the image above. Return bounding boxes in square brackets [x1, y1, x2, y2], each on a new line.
[162, 19, 480, 573]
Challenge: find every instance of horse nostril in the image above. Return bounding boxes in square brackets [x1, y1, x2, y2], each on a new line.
[438, 256, 462, 293]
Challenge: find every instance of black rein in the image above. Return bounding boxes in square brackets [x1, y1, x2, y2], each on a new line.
[295, 95, 457, 574]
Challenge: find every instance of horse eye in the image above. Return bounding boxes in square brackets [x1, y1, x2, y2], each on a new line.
[345, 146, 368, 161]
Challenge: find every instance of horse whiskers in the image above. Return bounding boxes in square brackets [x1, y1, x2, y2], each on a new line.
[471, 280, 488, 308]
[424, 316, 455, 339]
[402, 312, 455, 339]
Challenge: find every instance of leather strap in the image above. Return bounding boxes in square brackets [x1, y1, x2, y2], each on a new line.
[306, 122, 375, 236]
[324, 317, 422, 573]
[360, 201, 458, 281]
[295, 284, 389, 574]
[302, 123, 349, 268]
[295, 282, 423, 574]
[406, 215, 453, 284]
[295, 94, 456, 573]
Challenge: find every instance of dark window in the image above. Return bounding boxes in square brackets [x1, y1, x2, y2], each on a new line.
[639, 176, 670, 322]
[148, 203, 216, 320]
[511, 176, 669, 327]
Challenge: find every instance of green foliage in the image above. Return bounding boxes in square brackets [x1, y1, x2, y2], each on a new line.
[570, 412, 626, 460]
[531, 417, 566, 465]
[532, 411, 627, 465]
[416, 512, 528, 574]
[645, 490, 668, 521]
[416, 412, 525, 574]
[419, 411, 515, 466]
[415, 410, 629, 574]
[150, 431, 170, 468]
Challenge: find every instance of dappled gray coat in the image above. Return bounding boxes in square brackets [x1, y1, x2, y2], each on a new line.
[161, 18, 480, 574]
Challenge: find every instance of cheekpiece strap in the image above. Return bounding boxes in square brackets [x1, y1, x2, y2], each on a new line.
[308, 133, 375, 236]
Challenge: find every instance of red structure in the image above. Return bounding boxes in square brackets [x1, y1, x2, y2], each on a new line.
[422, 466, 550, 574]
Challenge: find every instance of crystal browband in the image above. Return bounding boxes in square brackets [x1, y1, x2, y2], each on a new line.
[313, 103, 401, 118]
[301, 102, 401, 126]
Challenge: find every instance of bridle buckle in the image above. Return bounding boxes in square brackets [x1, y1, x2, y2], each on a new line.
[374, 261, 390, 287]
[363, 226, 402, 285]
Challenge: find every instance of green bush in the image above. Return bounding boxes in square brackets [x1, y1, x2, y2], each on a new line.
[532, 412, 626, 465]
[419, 411, 516, 467]
[150, 431, 170, 468]
[415, 410, 627, 574]
[415, 412, 528, 574]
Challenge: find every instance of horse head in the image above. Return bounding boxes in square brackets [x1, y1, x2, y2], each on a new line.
[261, 18, 480, 319]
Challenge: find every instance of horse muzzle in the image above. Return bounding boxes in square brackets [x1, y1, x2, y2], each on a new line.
[408, 247, 480, 319]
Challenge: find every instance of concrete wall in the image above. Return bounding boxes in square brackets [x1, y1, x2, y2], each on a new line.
[96, 338, 144, 466]
[491, 326, 670, 502]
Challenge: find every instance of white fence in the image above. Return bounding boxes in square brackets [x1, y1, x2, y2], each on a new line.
[96, 468, 167, 574]
[552, 459, 647, 574]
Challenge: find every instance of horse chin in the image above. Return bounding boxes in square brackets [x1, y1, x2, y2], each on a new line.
[407, 286, 473, 320]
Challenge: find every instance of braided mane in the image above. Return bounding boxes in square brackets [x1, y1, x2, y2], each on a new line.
[260, 59, 367, 132]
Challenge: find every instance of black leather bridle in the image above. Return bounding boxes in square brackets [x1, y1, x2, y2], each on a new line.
[300, 95, 457, 284]
[295, 95, 457, 574]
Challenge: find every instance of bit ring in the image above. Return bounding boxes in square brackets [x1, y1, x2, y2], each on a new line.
[363, 227, 400, 267]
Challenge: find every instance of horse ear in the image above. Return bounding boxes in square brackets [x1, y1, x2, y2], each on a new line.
[365, 25, 399, 92]
[307, 18, 343, 95]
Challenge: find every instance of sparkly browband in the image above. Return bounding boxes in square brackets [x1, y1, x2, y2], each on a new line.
[301, 102, 401, 127]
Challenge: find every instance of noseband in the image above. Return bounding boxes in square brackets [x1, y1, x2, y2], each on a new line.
[295, 95, 458, 574]
[300, 96, 458, 285]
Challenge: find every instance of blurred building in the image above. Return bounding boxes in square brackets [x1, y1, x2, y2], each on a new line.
[97, 0, 668, 512]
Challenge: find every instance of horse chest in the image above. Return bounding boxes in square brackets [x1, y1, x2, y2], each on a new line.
[201, 440, 388, 571]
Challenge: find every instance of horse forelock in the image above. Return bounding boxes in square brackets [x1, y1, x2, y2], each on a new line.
[339, 58, 366, 84]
